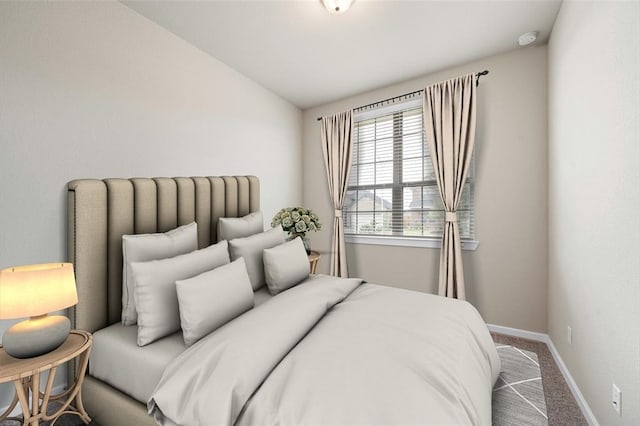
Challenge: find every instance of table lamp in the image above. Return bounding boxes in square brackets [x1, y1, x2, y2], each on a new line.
[0, 263, 78, 358]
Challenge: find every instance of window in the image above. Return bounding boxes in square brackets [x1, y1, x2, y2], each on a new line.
[343, 96, 476, 246]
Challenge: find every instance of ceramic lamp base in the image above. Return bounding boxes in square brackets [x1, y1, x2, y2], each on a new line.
[2, 314, 70, 358]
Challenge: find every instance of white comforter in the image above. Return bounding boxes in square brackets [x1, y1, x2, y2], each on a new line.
[149, 275, 500, 426]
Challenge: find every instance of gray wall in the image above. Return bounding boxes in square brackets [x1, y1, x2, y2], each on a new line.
[303, 46, 548, 333]
[0, 1, 302, 408]
[548, 1, 640, 424]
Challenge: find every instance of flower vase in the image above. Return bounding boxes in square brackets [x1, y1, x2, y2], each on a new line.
[290, 235, 311, 254]
[302, 237, 311, 255]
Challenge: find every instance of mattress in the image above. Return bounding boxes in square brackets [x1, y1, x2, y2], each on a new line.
[90, 288, 274, 403]
[90, 324, 185, 403]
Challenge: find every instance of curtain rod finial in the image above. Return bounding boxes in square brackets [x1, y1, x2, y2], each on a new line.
[475, 70, 489, 86]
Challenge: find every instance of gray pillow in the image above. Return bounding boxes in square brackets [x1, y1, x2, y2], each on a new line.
[217, 211, 264, 242]
[263, 238, 310, 295]
[176, 258, 254, 346]
[121, 222, 198, 326]
[228, 227, 286, 290]
[132, 240, 230, 346]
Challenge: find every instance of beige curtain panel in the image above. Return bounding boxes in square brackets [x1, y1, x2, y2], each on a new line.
[424, 73, 477, 299]
[320, 110, 354, 278]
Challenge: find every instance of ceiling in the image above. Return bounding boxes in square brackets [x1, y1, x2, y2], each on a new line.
[123, 0, 562, 109]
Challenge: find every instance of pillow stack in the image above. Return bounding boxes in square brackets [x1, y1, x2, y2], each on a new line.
[121, 211, 314, 348]
[228, 227, 286, 290]
[132, 240, 230, 346]
[122, 222, 198, 326]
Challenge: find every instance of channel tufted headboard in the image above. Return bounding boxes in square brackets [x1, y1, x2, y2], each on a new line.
[66, 176, 260, 335]
[65, 176, 259, 424]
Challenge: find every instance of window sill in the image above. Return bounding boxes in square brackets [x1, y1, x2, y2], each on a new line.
[345, 235, 479, 251]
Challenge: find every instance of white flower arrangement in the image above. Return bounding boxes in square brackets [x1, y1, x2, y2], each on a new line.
[271, 207, 322, 239]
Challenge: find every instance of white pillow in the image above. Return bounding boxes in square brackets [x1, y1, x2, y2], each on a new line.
[176, 258, 254, 346]
[228, 227, 286, 291]
[217, 211, 264, 242]
[263, 238, 310, 295]
[132, 240, 230, 347]
[121, 222, 198, 326]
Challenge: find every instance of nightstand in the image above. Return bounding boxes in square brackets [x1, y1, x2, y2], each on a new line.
[308, 251, 320, 274]
[0, 330, 92, 425]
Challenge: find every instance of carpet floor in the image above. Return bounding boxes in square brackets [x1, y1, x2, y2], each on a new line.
[492, 332, 588, 426]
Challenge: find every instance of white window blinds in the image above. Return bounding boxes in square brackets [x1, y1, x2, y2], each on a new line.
[344, 96, 475, 240]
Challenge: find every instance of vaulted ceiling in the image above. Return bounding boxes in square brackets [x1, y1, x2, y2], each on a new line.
[123, 0, 562, 109]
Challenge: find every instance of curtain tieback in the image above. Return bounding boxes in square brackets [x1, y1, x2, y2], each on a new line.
[445, 212, 458, 222]
[334, 209, 342, 218]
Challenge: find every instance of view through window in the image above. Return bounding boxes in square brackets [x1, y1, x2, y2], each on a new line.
[343, 97, 475, 241]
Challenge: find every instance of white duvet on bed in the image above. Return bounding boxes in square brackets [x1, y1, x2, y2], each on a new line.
[149, 275, 500, 425]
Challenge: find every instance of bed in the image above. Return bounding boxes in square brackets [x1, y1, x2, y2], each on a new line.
[66, 175, 500, 426]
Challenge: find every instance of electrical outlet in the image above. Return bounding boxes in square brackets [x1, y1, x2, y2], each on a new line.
[612, 384, 621, 415]
[567, 326, 572, 345]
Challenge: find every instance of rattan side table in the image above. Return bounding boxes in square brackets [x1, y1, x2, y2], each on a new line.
[308, 251, 320, 274]
[0, 330, 92, 425]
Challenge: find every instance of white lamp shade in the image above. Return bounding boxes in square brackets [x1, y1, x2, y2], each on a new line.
[0, 263, 78, 319]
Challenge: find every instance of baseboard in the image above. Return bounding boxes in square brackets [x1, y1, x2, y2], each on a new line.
[487, 323, 599, 426]
[487, 323, 549, 342]
[0, 384, 66, 418]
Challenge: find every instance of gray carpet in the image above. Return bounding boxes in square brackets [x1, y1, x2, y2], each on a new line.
[491, 333, 587, 425]
[493, 344, 548, 425]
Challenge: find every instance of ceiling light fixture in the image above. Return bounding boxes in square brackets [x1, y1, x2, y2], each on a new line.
[518, 31, 538, 46]
[322, 0, 353, 14]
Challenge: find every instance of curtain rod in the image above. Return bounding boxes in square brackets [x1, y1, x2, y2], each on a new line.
[316, 70, 489, 121]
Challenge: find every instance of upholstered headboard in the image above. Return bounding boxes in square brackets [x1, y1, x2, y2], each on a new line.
[66, 176, 260, 334]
